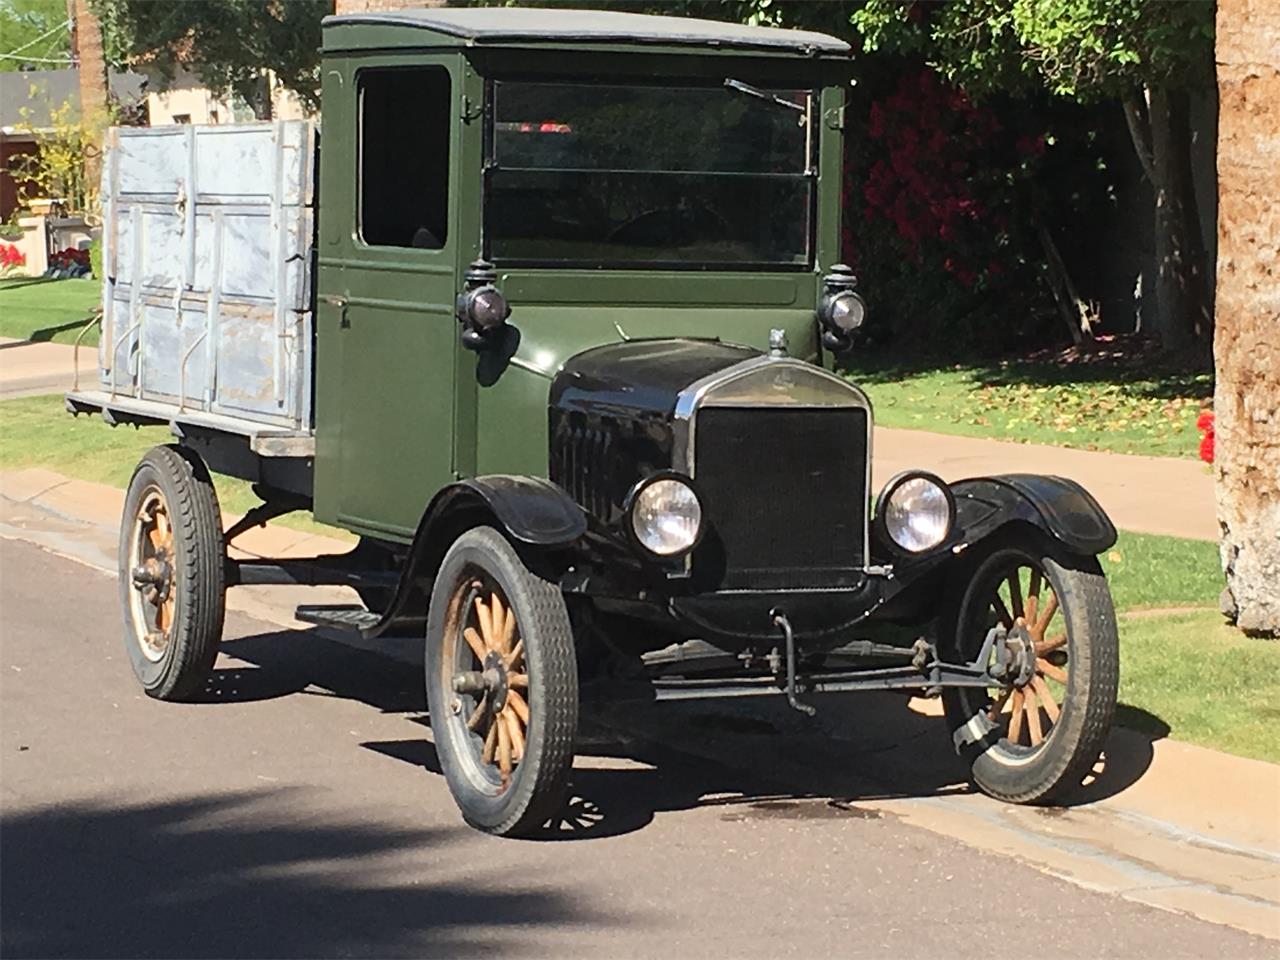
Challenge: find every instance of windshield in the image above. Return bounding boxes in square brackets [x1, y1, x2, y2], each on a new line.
[484, 81, 815, 269]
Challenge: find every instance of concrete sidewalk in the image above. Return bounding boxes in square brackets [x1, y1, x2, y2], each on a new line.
[0, 336, 87, 400]
[0, 335, 1216, 540]
[1, 469, 1276, 941]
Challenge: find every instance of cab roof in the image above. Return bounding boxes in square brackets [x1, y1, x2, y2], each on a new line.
[322, 7, 851, 55]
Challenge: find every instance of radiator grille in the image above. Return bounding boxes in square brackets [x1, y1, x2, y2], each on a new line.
[693, 406, 867, 589]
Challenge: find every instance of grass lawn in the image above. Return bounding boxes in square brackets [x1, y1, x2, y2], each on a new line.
[1118, 610, 1280, 764]
[2, 393, 1273, 762]
[1100, 531, 1222, 611]
[847, 345, 1212, 459]
[0, 277, 100, 346]
[0, 393, 347, 541]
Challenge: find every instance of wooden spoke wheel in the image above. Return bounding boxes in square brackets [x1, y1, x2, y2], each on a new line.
[425, 527, 577, 837]
[983, 563, 1069, 750]
[942, 539, 1118, 805]
[450, 579, 530, 785]
[119, 445, 226, 701]
[127, 488, 179, 662]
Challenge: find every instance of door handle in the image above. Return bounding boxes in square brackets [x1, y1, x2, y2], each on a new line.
[321, 293, 350, 328]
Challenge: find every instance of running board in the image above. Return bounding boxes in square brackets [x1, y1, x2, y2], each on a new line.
[294, 604, 382, 631]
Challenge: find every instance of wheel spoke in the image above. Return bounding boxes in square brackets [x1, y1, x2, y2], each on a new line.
[499, 606, 517, 654]
[1034, 592, 1059, 639]
[992, 596, 1015, 629]
[988, 687, 1013, 721]
[503, 708, 525, 762]
[1031, 675, 1060, 723]
[504, 638, 524, 671]
[1007, 572, 1025, 621]
[467, 696, 488, 731]
[1007, 688, 1026, 744]
[463, 626, 487, 663]
[1026, 569, 1042, 624]
[1036, 657, 1068, 684]
[506, 688, 530, 725]
[1025, 686, 1044, 746]
[490, 594, 508, 652]
[508, 673, 528, 689]
[497, 716, 513, 780]
[482, 722, 498, 764]
[474, 597, 494, 650]
[1035, 633, 1068, 656]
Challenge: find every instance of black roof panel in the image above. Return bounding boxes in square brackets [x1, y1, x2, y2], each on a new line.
[323, 7, 850, 54]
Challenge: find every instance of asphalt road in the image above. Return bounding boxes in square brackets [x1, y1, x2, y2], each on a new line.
[1, 539, 1272, 959]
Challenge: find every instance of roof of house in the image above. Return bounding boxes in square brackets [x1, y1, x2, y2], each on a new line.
[322, 7, 850, 55]
[0, 69, 147, 133]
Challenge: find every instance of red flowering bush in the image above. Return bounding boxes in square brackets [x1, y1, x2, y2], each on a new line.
[1197, 410, 1214, 464]
[0, 242, 25, 274]
[841, 62, 1114, 354]
[51, 247, 90, 269]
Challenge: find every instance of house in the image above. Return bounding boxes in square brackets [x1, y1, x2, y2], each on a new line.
[0, 68, 146, 222]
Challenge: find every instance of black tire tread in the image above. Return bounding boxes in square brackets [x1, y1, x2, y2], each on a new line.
[120, 445, 225, 701]
[943, 544, 1119, 805]
[425, 527, 577, 837]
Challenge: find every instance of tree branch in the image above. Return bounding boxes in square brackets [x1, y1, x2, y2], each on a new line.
[1122, 91, 1157, 185]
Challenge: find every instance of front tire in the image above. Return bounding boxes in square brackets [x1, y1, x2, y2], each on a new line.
[424, 527, 577, 837]
[119, 445, 226, 701]
[941, 538, 1118, 804]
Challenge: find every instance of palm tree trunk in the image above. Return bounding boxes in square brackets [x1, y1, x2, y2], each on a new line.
[1213, 0, 1280, 637]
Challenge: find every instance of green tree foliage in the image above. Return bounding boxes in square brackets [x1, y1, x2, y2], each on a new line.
[88, 0, 330, 117]
[852, 0, 1213, 99]
[0, 0, 72, 72]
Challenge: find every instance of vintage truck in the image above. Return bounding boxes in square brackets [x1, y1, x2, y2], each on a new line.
[67, 7, 1119, 837]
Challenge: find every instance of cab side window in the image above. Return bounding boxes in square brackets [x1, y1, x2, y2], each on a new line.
[358, 66, 451, 249]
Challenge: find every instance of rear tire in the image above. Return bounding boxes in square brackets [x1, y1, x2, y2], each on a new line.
[424, 527, 577, 837]
[119, 445, 226, 701]
[941, 537, 1118, 804]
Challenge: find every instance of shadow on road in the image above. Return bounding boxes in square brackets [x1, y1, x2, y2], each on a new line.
[212, 626, 1164, 841]
[0, 790, 596, 959]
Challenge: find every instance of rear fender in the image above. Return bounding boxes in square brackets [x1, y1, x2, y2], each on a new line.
[950, 474, 1117, 556]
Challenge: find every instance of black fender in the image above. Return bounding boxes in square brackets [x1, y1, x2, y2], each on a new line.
[950, 474, 1117, 556]
[362, 476, 586, 638]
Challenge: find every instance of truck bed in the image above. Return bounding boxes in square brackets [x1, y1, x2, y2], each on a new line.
[68, 122, 317, 454]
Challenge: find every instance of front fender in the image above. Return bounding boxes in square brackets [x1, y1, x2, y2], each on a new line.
[951, 474, 1117, 556]
[360, 476, 586, 638]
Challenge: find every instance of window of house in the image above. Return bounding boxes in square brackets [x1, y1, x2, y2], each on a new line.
[358, 66, 451, 249]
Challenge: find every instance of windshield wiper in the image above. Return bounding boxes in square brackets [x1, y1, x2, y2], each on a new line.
[724, 78, 806, 114]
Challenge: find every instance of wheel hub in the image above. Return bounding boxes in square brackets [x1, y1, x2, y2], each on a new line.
[482, 650, 509, 713]
[1006, 622, 1037, 688]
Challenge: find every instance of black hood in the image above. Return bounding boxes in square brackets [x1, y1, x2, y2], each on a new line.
[551, 339, 758, 419]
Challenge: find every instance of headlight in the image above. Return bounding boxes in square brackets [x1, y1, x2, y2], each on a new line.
[877, 472, 954, 553]
[821, 290, 867, 335]
[629, 476, 702, 557]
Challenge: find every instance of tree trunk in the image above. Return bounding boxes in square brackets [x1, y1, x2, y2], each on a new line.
[72, 0, 109, 195]
[1213, 0, 1280, 637]
[1149, 86, 1213, 351]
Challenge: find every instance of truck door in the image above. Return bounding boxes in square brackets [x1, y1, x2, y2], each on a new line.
[313, 60, 459, 540]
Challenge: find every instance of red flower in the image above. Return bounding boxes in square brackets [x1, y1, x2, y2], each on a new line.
[1199, 431, 1215, 464]
[0, 243, 25, 268]
[1196, 411, 1214, 433]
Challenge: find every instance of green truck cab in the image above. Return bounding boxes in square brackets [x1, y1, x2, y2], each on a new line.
[68, 8, 1120, 836]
